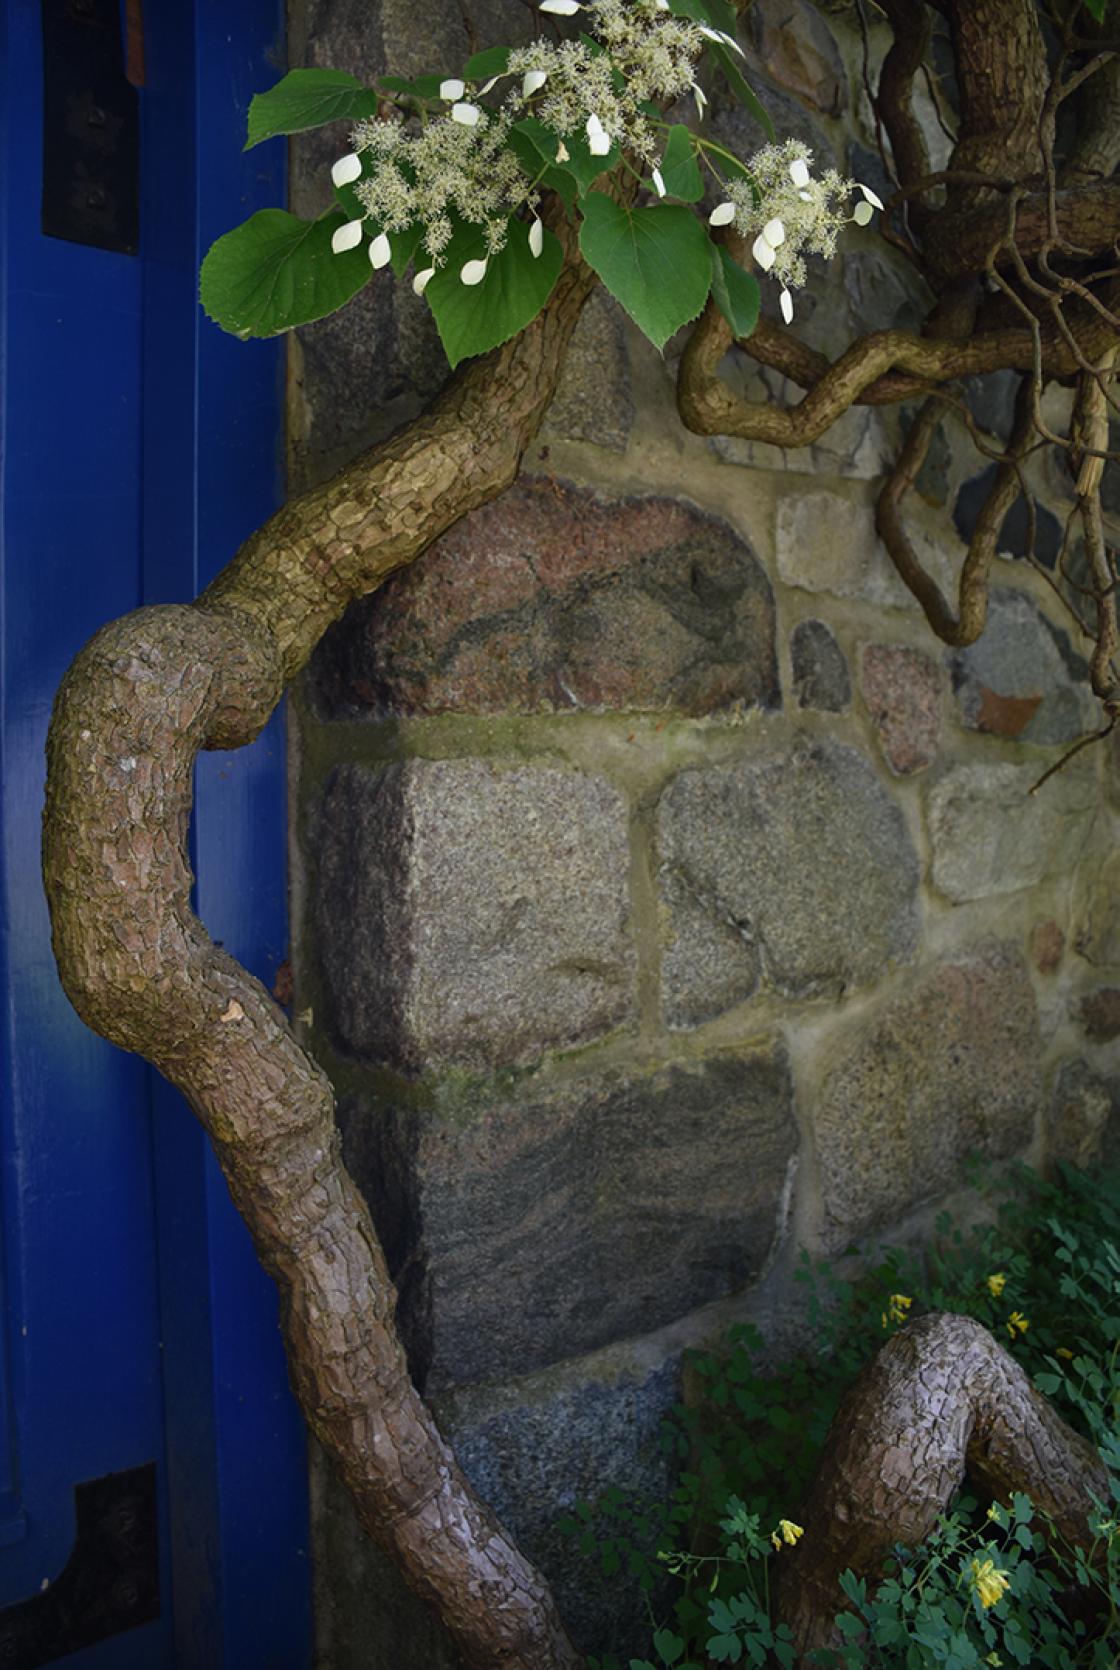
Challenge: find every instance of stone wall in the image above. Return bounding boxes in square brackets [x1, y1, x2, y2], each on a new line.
[286, 2, 1120, 1663]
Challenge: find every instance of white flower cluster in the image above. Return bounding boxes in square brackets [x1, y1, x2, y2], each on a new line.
[708, 140, 883, 321]
[328, 0, 711, 284]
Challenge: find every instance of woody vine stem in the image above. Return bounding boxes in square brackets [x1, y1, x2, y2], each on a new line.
[41, 0, 1119, 1664]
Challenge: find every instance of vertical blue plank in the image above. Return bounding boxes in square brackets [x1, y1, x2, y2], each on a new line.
[0, 1, 169, 1663]
[141, 2, 312, 1666]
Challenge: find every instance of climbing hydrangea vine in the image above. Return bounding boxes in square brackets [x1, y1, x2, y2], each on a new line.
[199, 0, 883, 366]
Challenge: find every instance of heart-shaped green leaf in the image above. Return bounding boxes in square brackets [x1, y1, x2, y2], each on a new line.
[660, 125, 703, 202]
[464, 46, 511, 80]
[709, 242, 760, 338]
[200, 208, 373, 337]
[245, 69, 378, 150]
[425, 217, 563, 367]
[578, 196, 712, 351]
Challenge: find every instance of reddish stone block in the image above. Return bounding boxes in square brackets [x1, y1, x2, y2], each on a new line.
[1030, 919, 1064, 975]
[860, 643, 942, 775]
[310, 477, 779, 718]
[1080, 988, 1120, 1043]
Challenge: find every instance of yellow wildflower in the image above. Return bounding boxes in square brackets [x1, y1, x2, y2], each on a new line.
[770, 1518, 804, 1550]
[986, 1272, 1006, 1298]
[986, 1503, 1006, 1525]
[1056, 1347, 1074, 1360]
[882, 1294, 912, 1328]
[969, 1558, 1011, 1609]
[986, 1655, 1003, 1667]
[1006, 1311, 1029, 1339]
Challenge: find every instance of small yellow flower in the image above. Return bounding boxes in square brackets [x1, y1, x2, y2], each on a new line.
[986, 1272, 1007, 1298]
[986, 1503, 1006, 1525]
[1006, 1311, 1029, 1339]
[883, 1293, 912, 1328]
[969, 1557, 1011, 1609]
[770, 1518, 804, 1549]
[986, 1654, 1003, 1667]
[1056, 1347, 1074, 1360]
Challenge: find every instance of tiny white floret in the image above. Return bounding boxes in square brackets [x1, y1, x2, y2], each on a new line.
[762, 217, 786, 248]
[331, 219, 364, 255]
[780, 287, 794, 324]
[331, 153, 362, 188]
[852, 199, 874, 226]
[751, 233, 776, 270]
[709, 201, 736, 226]
[789, 158, 810, 188]
[529, 217, 544, 257]
[522, 69, 548, 96]
[859, 183, 885, 210]
[460, 257, 489, 285]
[369, 232, 392, 268]
[451, 102, 480, 126]
[413, 266, 435, 295]
[539, 0, 581, 12]
[439, 78, 465, 100]
[652, 167, 666, 197]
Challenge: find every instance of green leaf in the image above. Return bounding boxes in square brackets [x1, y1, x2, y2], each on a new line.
[513, 116, 618, 194]
[245, 69, 379, 149]
[660, 125, 703, 202]
[709, 243, 760, 339]
[425, 216, 563, 367]
[200, 208, 372, 338]
[507, 124, 577, 209]
[464, 45, 511, 80]
[1082, 0, 1106, 18]
[710, 44, 775, 142]
[667, 0, 739, 35]
[578, 197, 712, 351]
[653, 1630, 685, 1667]
[378, 72, 445, 99]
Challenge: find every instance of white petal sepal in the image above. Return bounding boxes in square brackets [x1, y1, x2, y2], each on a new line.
[555, 140, 570, 162]
[852, 199, 874, 226]
[539, 0, 581, 12]
[652, 168, 666, 198]
[478, 76, 502, 94]
[692, 82, 708, 118]
[788, 158, 810, 188]
[751, 233, 776, 271]
[859, 183, 885, 210]
[709, 201, 736, 227]
[529, 218, 544, 257]
[762, 217, 786, 248]
[460, 257, 489, 285]
[413, 267, 435, 296]
[586, 113, 611, 156]
[439, 78, 465, 100]
[331, 219, 364, 255]
[779, 288, 794, 324]
[331, 153, 362, 188]
[369, 232, 392, 269]
[451, 102, 480, 126]
[698, 24, 745, 56]
[522, 69, 548, 97]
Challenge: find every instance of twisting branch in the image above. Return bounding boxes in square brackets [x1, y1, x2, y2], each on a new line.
[772, 1314, 1109, 1664]
[42, 223, 597, 1670]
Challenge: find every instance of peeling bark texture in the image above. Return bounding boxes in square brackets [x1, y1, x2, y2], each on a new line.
[772, 1314, 1110, 1663]
[43, 224, 595, 1670]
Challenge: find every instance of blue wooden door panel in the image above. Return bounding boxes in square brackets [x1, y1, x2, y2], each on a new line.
[0, 1, 311, 1663]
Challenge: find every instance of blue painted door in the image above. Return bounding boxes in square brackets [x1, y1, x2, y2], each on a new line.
[0, 3, 311, 1665]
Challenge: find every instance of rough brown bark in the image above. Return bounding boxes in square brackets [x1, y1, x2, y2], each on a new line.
[772, 1313, 1110, 1663]
[43, 224, 596, 1670]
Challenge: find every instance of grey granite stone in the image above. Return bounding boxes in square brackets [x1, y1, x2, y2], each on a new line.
[948, 588, 1096, 746]
[750, 0, 848, 115]
[776, 491, 960, 609]
[1046, 1058, 1116, 1173]
[314, 761, 635, 1070]
[539, 290, 633, 452]
[926, 759, 1097, 903]
[953, 465, 1063, 570]
[657, 739, 920, 1027]
[816, 942, 1042, 1247]
[791, 619, 851, 711]
[438, 1353, 680, 1660]
[340, 1045, 797, 1388]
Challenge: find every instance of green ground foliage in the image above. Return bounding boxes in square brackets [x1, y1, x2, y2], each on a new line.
[559, 1160, 1120, 1668]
